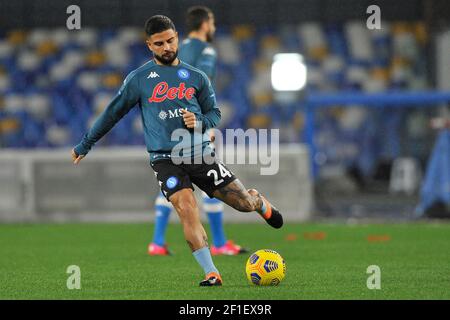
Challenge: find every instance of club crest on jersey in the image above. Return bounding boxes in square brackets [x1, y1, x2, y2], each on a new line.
[177, 68, 190, 79]
[148, 82, 195, 103]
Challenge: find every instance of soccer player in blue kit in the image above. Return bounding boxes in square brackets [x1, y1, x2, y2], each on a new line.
[71, 15, 283, 286]
[148, 6, 247, 257]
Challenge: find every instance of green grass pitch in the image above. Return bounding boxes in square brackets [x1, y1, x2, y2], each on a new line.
[0, 222, 449, 299]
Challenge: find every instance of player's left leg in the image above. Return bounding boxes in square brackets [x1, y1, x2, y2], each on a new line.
[190, 158, 283, 229]
[212, 179, 283, 229]
[202, 193, 248, 255]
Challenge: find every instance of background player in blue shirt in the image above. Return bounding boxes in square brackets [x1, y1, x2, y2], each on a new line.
[71, 15, 283, 286]
[148, 6, 247, 257]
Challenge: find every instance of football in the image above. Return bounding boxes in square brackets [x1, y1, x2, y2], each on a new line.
[245, 249, 286, 286]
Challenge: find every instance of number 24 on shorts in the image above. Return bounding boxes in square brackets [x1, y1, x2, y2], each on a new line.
[207, 163, 232, 186]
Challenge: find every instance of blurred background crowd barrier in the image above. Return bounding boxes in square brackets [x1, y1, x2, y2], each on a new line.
[1, 0, 450, 221]
[0, 146, 312, 222]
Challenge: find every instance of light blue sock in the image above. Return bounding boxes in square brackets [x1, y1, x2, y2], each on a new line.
[204, 197, 226, 247]
[260, 199, 268, 215]
[193, 247, 219, 275]
[152, 195, 172, 246]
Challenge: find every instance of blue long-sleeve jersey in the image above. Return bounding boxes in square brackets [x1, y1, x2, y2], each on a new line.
[74, 60, 221, 163]
[179, 38, 217, 83]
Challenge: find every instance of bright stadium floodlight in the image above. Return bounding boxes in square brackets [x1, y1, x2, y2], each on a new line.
[271, 53, 307, 91]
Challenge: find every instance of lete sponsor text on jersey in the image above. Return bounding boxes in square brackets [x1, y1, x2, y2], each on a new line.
[148, 82, 196, 103]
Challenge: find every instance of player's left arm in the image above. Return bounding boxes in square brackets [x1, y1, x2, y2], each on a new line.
[182, 73, 221, 132]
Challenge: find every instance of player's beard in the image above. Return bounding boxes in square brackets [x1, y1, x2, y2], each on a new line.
[154, 49, 178, 65]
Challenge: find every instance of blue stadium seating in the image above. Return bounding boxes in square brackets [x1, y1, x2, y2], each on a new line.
[0, 23, 432, 177]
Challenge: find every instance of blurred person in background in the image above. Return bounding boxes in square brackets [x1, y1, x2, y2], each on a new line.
[148, 6, 248, 257]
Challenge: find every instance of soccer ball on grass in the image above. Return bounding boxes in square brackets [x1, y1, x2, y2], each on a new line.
[245, 249, 286, 286]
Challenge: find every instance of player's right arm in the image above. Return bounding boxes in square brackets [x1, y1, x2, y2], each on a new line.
[71, 72, 140, 164]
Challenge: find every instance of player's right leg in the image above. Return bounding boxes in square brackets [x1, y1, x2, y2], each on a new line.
[169, 188, 222, 286]
[151, 160, 222, 286]
[148, 192, 173, 256]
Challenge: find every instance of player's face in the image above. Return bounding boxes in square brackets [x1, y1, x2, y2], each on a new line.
[146, 29, 179, 65]
[205, 13, 216, 42]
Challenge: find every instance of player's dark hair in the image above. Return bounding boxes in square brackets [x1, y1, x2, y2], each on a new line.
[186, 6, 212, 33]
[144, 15, 176, 37]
